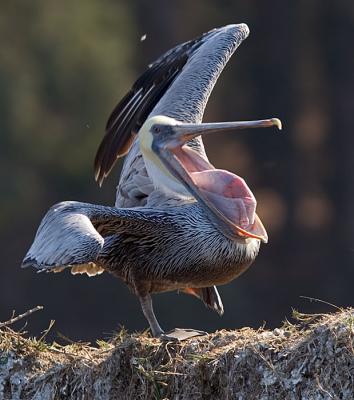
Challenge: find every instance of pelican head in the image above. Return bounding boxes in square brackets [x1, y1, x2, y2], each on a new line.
[139, 115, 282, 243]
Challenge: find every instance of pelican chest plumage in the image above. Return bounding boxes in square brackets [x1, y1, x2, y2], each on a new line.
[22, 24, 281, 340]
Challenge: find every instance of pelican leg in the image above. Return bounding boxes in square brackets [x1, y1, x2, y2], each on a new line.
[139, 294, 164, 337]
[139, 294, 207, 341]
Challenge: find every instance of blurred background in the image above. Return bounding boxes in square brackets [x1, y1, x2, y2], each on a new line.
[1, 0, 353, 342]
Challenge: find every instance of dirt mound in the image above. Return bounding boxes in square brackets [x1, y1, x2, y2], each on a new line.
[0, 309, 353, 399]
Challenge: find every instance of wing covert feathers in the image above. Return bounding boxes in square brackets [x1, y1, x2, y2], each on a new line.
[22, 200, 175, 274]
[97, 24, 250, 210]
[22, 201, 104, 275]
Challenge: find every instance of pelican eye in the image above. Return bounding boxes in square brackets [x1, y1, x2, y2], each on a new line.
[152, 125, 161, 134]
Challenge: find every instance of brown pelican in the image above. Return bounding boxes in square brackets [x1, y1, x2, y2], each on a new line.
[22, 24, 281, 340]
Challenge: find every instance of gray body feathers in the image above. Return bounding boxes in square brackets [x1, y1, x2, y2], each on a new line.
[23, 201, 260, 296]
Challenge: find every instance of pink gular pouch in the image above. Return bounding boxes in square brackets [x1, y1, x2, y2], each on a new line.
[174, 144, 268, 242]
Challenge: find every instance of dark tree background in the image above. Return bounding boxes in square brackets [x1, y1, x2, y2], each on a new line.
[1, 0, 353, 341]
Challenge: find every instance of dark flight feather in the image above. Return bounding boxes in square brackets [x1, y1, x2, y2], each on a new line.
[94, 30, 217, 185]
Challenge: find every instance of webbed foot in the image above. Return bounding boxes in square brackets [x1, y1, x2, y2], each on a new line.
[159, 328, 207, 341]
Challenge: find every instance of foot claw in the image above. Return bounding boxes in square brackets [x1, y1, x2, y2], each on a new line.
[159, 328, 207, 341]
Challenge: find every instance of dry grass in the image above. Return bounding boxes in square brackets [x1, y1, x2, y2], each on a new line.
[0, 308, 353, 399]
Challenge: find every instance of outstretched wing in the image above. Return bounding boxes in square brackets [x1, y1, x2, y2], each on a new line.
[22, 202, 105, 275]
[22, 201, 174, 275]
[94, 24, 250, 209]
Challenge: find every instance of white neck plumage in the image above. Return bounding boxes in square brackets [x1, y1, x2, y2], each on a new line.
[139, 117, 193, 199]
[143, 157, 192, 199]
